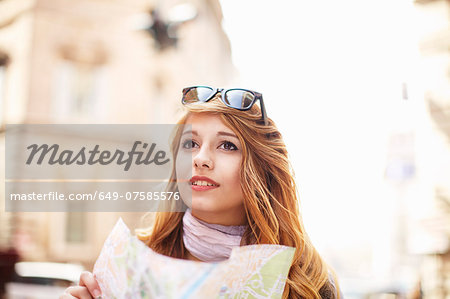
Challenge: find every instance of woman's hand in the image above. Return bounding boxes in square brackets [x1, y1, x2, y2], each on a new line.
[60, 271, 102, 299]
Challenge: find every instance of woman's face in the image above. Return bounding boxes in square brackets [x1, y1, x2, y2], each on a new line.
[176, 113, 247, 225]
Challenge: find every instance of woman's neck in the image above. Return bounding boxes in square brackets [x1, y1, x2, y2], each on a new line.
[182, 209, 247, 262]
[190, 206, 247, 226]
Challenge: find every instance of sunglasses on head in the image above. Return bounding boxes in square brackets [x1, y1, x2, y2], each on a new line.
[181, 86, 268, 125]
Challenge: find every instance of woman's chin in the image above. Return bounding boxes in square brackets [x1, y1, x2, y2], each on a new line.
[190, 199, 222, 213]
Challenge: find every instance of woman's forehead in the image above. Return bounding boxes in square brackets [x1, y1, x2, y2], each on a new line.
[183, 113, 237, 136]
[185, 113, 224, 128]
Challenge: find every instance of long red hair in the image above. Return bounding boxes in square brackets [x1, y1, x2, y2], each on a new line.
[137, 96, 341, 298]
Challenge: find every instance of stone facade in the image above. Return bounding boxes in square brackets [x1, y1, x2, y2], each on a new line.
[0, 0, 235, 270]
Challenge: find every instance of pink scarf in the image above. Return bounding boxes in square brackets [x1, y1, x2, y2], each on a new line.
[182, 208, 247, 262]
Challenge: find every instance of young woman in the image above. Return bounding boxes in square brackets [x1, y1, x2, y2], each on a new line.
[61, 86, 342, 299]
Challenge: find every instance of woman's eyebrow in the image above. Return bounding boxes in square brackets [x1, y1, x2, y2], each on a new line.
[181, 130, 197, 136]
[181, 130, 237, 139]
[217, 131, 238, 139]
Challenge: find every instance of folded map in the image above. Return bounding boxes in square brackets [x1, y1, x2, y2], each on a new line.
[93, 218, 295, 298]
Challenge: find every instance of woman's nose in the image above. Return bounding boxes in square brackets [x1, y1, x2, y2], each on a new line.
[193, 148, 214, 169]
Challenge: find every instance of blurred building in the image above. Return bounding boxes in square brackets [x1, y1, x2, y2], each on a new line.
[0, 0, 235, 292]
[375, 1, 450, 298]
[415, 0, 450, 298]
[409, 0, 450, 297]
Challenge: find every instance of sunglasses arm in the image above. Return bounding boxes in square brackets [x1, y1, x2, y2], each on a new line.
[258, 95, 268, 126]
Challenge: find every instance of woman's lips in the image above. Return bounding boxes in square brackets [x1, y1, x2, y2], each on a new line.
[190, 184, 219, 191]
[189, 176, 219, 191]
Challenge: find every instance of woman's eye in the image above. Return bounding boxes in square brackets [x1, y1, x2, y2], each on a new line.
[220, 141, 238, 151]
[182, 139, 197, 149]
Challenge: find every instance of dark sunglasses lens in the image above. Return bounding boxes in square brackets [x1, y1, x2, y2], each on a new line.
[224, 90, 255, 109]
[183, 87, 214, 103]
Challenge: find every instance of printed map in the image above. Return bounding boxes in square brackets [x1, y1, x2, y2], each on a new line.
[93, 218, 295, 299]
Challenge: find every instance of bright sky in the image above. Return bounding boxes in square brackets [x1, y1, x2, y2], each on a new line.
[219, 0, 424, 284]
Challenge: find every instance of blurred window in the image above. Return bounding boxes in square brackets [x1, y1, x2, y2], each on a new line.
[52, 61, 105, 122]
[0, 65, 5, 126]
[0, 53, 9, 126]
[65, 213, 87, 243]
[47, 213, 96, 263]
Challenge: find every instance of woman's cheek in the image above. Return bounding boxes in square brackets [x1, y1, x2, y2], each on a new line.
[176, 151, 193, 208]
